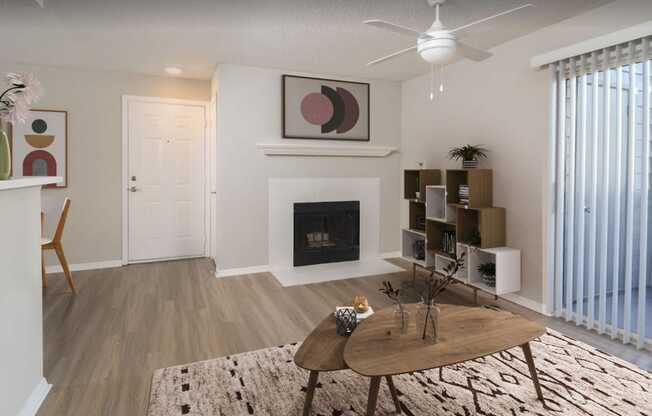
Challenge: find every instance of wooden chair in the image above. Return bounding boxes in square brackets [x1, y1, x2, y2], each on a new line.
[42, 198, 77, 294]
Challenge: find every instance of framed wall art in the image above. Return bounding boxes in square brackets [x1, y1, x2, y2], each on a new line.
[12, 109, 68, 188]
[282, 75, 369, 141]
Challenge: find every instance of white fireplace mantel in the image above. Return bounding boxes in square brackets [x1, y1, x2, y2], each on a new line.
[256, 142, 397, 157]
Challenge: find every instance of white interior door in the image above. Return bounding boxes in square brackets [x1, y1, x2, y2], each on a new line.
[127, 100, 206, 262]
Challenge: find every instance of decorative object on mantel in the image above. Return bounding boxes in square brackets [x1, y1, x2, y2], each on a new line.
[418, 252, 465, 342]
[352, 295, 369, 313]
[379, 281, 408, 334]
[12, 109, 67, 188]
[447, 144, 488, 169]
[282, 75, 369, 141]
[0, 72, 43, 180]
[334, 307, 357, 336]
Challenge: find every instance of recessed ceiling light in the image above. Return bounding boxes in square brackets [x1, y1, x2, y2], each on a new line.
[165, 67, 183, 76]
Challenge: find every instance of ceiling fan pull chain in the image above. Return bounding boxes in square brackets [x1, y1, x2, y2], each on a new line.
[429, 64, 435, 100]
[439, 65, 445, 93]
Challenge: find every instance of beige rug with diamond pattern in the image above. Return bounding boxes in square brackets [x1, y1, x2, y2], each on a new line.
[148, 329, 651, 416]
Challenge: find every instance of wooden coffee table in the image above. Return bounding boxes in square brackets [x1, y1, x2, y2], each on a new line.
[343, 303, 546, 416]
[294, 314, 402, 416]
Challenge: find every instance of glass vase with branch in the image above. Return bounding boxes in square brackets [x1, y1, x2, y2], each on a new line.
[418, 252, 466, 342]
[379, 281, 409, 334]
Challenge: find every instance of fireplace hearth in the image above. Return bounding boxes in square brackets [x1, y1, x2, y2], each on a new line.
[293, 201, 360, 267]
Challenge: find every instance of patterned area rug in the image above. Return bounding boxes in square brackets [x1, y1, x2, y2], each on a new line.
[148, 329, 651, 416]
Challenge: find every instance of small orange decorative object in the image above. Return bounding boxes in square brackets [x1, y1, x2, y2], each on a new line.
[353, 295, 369, 313]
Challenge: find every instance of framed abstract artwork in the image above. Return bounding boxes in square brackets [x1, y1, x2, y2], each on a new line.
[12, 109, 68, 188]
[282, 75, 369, 141]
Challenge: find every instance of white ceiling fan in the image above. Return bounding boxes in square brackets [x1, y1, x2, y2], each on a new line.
[364, 0, 533, 67]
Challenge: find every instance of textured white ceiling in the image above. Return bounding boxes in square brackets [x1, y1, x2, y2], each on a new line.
[0, 0, 611, 81]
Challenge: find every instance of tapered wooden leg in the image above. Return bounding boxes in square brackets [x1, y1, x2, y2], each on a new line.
[521, 342, 543, 401]
[366, 376, 381, 416]
[41, 249, 48, 288]
[385, 376, 401, 414]
[302, 371, 319, 416]
[54, 244, 77, 294]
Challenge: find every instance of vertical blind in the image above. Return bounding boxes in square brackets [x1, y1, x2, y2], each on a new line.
[550, 36, 651, 349]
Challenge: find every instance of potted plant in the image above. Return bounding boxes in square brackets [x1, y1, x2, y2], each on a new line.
[448, 144, 488, 169]
[0, 73, 42, 180]
[478, 262, 496, 287]
[417, 252, 465, 342]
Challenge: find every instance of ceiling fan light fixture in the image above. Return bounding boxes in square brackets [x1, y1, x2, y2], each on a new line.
[417, 35, 456, 65]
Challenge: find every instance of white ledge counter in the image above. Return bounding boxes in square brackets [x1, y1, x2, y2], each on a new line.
[0, 176, 60, 416]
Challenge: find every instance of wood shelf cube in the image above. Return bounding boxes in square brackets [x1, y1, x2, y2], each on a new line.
[446, 169, 493, 208]
[456, 206, 505, 249]
[409, 200, 426, 232]
[426, 219, 456, 255]
[404, 169, 441, 200]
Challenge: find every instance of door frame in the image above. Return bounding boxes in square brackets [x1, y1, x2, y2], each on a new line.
[121, 95, 212, 265]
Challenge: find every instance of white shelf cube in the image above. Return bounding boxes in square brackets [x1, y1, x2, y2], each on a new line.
[466, 245, 521, 295]
[402, 229, 428, 267]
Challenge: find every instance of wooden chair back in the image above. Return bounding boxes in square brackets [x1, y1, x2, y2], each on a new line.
[53, 198, 71, 244]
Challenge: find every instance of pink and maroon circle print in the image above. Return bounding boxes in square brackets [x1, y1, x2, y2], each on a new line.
[299, 86, 360, 134]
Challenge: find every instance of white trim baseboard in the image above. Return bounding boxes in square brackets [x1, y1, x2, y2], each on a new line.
[379, 251, 401, 259]
[45, 260, 122, 274]
[215, 264, 270, 278]
[17, 378, 51, 416]
[501, 292, 551, 316]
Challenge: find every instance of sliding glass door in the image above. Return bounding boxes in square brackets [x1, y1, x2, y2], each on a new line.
[551, 39, 651, 349]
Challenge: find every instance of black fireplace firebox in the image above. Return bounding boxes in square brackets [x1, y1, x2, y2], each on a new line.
[293, 201, 360, 267]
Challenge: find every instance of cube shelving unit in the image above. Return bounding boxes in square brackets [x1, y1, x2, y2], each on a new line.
[402, 167, 521, 300]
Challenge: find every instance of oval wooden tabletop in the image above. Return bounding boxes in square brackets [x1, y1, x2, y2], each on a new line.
[294, 314, 349, 372]
[344, 304, 545, 377]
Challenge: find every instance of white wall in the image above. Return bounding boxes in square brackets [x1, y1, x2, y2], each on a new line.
[400, 0, 652, 305]
[0, 63, 210, 267]
[214, 64, 402, 271]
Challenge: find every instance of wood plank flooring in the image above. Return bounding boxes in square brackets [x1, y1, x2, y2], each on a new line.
[38, 258, 651, 416]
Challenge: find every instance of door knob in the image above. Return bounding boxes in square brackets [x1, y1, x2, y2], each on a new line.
[129, 186, 139, 192]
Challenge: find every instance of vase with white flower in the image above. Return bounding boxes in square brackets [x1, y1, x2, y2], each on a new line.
[0, 73, 43, 180]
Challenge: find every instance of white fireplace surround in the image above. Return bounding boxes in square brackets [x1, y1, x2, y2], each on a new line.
[268, 177, 402, 286]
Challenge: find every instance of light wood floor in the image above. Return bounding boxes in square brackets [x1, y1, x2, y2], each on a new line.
[38, 258, 651, 416]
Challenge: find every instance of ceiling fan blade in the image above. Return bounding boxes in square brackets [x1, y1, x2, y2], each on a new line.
[364, 19, 424, 38]
[449, 4, 534, 35]
[457, 42, 492, 61]
[366, 45, 418, 66]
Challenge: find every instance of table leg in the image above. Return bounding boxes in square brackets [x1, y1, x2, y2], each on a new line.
[302, 370, 319, 416]
[412, 263, 417, 283]
[366, 376, 382, 416]
[521, 342, 544, 401]
[385, 376, 401, 414]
